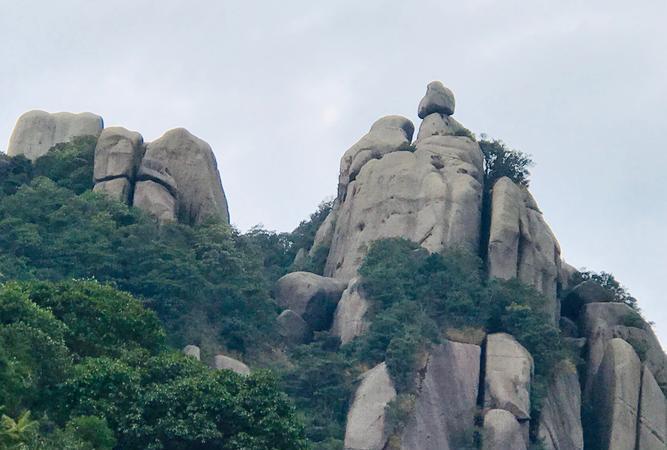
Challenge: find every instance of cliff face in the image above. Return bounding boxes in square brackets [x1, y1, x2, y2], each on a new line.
[5, 82, 665, 450]
[276, 82, 667, 449]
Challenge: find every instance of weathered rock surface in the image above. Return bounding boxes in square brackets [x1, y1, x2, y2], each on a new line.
[337, 115, 414, 201]
[482, 409, 527, 450]
[325, 135, 484, 281]
[93, 177, 132, 203]
[484, 333, 533, 420]
[213, 354, 250, 375]
[8, 110, 103, 160]
[561, 280, 614, 318]
[558, 261, 579, 292]
[590, 338, 641, 450]
[182, 345, 201, 361]
[331, 278, 370, 345]
[276, 309, 312, 345]
[133, 180, 176, 223]
[143, 128, 229, 225]
[638, 366, 667, 449]
[580, 302, 667, 397]
[415, 113, 465, 142]
[487, 177, 561, 320]
[344, 362, 396, 450]
[537, 361, 584, 450]
[274, 272, 347, 331]
[401, 341, 481, 450]
[93, 127, 144, 182]
[418, 81, 455, 118]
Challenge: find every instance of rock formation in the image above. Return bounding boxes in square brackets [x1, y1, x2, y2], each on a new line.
[331, 278, 370, 345]
[213, 354, 250, 375]
[8, 110, 103, 160]
[482, 409, 527, 450]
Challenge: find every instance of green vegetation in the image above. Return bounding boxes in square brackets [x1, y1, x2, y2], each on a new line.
[572, 269, 639, 310]
[479, 135, 534, 187]
[0, 280, 306, 449]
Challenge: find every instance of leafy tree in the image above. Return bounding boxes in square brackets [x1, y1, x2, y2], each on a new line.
[32, 136, 97, 194]
[0, 153, 32, 197]
[572, 269, 638, 310]
[479, 136, 533, 187]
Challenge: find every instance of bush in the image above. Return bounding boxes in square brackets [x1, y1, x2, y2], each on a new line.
[33, 136, 97, 194]
[479, 136, 533, 187]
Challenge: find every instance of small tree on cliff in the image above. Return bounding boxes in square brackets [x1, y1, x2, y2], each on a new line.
[479, 135, 534, 187]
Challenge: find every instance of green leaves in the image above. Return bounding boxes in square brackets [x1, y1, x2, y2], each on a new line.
[479, 137, 534, 187]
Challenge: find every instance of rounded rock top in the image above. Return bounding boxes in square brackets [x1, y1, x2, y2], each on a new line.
[418, 81, 455, 119]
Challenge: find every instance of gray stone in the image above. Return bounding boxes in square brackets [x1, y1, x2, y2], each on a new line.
[537, 361, 584, 450]
[487, 177, 561, 321]
[133, 180, 176, 223]
[482, 409, 527, 450]
[325, 135, 484, 281]
[136, 157, 178, 194]
[590, 338, 641, 450]
[183, 345, 201, 361]
[558, 261, 579, 292]
[415, 112, 465, 142]
[637, 366, 667, 450]
[580, 302, 667, 398]
[8, 110, 103, 160]
[273, 272, 347, 331]
[401, 341, 481, 450]
[93, 127, 144, 182]
[418, 81, 455, 118]
[337, 115, 414, 201]
[93, 177, 132, 204]
[213, 354, 250, 375]
[308, 202, 338, 259]
[143, 128, 229, 225]
[344, 362, 396, 450]
[484, 333, 533, 420]
[277, 309, 312, 345]
[331, 278, 370, 345]
[562, 280, 614, 318]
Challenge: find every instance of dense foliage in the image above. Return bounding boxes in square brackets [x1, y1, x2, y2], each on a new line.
[479, 136, 534, 187]
[0, 280, 306, 449]
[572, 269, 638, 310]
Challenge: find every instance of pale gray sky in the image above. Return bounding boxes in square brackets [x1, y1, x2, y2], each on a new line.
[1, 0, 666, 342]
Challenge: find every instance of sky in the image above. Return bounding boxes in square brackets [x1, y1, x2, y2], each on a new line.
[1, 0, 666, 342]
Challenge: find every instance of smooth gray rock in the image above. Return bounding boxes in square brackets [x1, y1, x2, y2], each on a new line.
[537, 361, 584, 450]
[325, 135, 484, 281]
[562, 280, 614, 318]
[558, 261, 579, 292]
[484, 333, 533, 420]
[213, 354, 250, 375]
[274, 272, 347, 331]
[133, 180, 176, 223]
[277, 309, 312, 345]
[331, 278, 370, 345]
[415, 113, 465, 142]
[143, 128, 229, 225]
[93, 127, 144, 182]
[93, 177, 132, 204]
[418, 81, 455, 118]
[482, 409, 527, 450]
[590, 338, 641, 450]
[487, 177, 561, 321]
[136, 157, 178, 194]
[337, 115, 414, 201]
[7, 110, 103, 160]
[637, 366, 667, 450]
[344, 362, 396, 450]
[183, 345, 201, 361]
[401, 341, 481, 450]
[580, 302, 667, 398]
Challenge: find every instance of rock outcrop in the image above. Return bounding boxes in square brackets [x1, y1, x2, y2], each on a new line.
[8, 110, 103, 160]
[418, 81, 455, 118]
[93, 127, 144, 183]
[133, 180, 177, 223]
[143, 128, 229, 225]
[182, 345, 201, 361]
[344, 362, 396, 450]
[561, 279, 614, 318]
[331, 278, 370, 345]
[590, 338, 641, 450]
[93, 177, 132, 203]
[637, 366, 667, 449]
[482, 409, 527, 450]
[537, 361, 584, 450]
[277, 309, 312, 345]
[487, 177, 562, 320]
[213, 354, 250, 375]
[401, 341, 481, 450]
[274, 272, 347, 331]
[484, 333, 533, 420]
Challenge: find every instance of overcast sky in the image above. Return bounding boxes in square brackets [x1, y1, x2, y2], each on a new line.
[1, 0, 665, 343]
